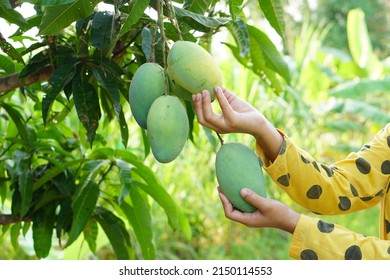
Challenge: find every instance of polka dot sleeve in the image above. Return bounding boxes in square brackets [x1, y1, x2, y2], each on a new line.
[256, 124, 390, 215]
[289, 214, 390, 259]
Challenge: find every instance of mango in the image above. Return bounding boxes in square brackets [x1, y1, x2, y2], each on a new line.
[168, 75, 193, 101]
[147, 95, 189, 163]
[215, 142, 266, 212]
[167, 41, 222, 101]
[129, 63, 165, 129]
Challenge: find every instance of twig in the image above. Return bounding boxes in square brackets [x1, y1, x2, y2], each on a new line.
[156, 0, 169, 95]
[165, 0, 183, 40]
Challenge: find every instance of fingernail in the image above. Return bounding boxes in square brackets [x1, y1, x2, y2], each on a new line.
[240, 188, 250, 197]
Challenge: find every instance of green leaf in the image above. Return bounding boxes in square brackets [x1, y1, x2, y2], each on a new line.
[10, 222, 21, 251]
[41, 0, 76, 6]
[227, 18, 250, 57]
[66, 181, 100, 247]
[0, 0, 27, 26]
[229, 0, 244, 21]
[90, 65, 128, 146]
[329, 100, 390, 124]
[119, 0, 150, 37]
[141, 27, 153, 61]
[91, 11, 116, 56]
[18, 170, 33, 217]
[72, 71, 102, 145]
[347, 8, 382, 76]
[247, 24, 290, 84]
[116, 159, 133, 205]
[19, 51, 50, 81]
[258, 0, 285, 40]
[95, 206, 132, 260]
[174, 6, 231, 31]
[32, 203, 57, 259]
[328, 79, 390, 99]
[0, 102, 28, 142]
[42, 58, 78, 124]
[121, 193, 156, 259]
[0, 53, 15, 74]
[183, 0, 212, 14]
[39, 0, 100, 35]
[0, 37, 25, 65]
[83, 218, 98, 253]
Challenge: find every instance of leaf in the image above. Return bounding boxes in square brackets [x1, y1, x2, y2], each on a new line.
[183, 0, 212, 14]
[32, 203, 57, 259]
[116, 159, 133, 205]
[41, 0, 76, 5]
[229, 0, 244, 21]
[0, 102, 28, 142]
[0, 53, 15, 74]
[141, 27, 153, 61]
[258, 0, 286, 40]
[174, 6, 231, 31]
[0, 0, 27, 26]
[91, 11, 116, 56]
[227, 18, 250, 57]
[121, 194, 156, 259]
[0, 38, 25, 65]
[95, 206, 132, 260]
[66, 181, 100, 247]
[247, 24, 290, 84]
[19, 51, 50, 81]
[39, 0, 100, 35]
[90, 65, 128, 146]
[119, 0, 150, 37]
[10, 222, 21, 251]
[42, 58, 78, 124]
[347, 8, 382, 76]
[83, 218, 98, 254]
[72, 71, 102, 145]
[328, 79, 390, 99]
[18, 170, 33, 217]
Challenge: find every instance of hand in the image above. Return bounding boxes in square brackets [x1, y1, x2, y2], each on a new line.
[192, 87, 265, 137]
[192, 86, 284, 162]
[218, 187, 300, 234]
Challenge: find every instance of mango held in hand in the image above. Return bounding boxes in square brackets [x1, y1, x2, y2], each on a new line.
[147, 95, 189, 163]
[215, 142, 266, 212]
[129, 63, 165, 129]
[167, 41, 222, 101]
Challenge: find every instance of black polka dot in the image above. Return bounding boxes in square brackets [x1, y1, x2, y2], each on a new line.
[360, 196, 373, 201]
[278, 140, 286, 155]
[277, 174, 290, 187]
[381, 160, 390, 174]
[386, 219, 390, 235]
[300, 249, 318, 260]
[338, 196, 351, 211]
[317, 220, 334, 233]
[350, 184, 359, 196]
[312, 161, 321, 173]
[356, 157, 371, 174]
[345, 245, 362, 260]
[301, 154, 310, 164]
[321, 164, 334, 177]
[387, 246, 390, 254]
[361, 144, 370, 151]
[375, 189, 384, 197]
[306, 185, 322, 199]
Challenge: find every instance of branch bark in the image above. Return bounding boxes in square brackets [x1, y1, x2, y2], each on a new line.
[0, 214, 31, 225]
[0, 65, 54, 95]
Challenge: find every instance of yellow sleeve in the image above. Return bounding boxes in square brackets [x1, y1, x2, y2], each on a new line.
[289, 214, 390, 259]
[256, 123, 390, 215]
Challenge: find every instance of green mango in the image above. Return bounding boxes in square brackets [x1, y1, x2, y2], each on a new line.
[147, 95, 189, 163]
[215, 142, 266, 212]
[168, 74, 193, 101]
[167, 41, 223, 101]
[129, 63, 165, 129]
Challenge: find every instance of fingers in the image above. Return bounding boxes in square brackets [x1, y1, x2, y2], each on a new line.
[192, 89, 220, 131]
[239, 188, 267, 209]
[215, 86, 234, 120]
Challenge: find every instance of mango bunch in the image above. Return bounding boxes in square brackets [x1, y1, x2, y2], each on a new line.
[129, 41, 222, 163]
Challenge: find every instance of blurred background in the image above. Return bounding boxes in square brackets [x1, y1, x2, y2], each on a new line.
[0, 0, 389, 260]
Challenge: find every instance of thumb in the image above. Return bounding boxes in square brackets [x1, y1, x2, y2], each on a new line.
[240, 188, 265, 208]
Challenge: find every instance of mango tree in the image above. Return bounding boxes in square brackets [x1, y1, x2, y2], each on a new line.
[0, 0, 291, 259]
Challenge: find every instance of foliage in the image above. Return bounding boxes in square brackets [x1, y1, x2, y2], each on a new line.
[0, 0, 389, 260]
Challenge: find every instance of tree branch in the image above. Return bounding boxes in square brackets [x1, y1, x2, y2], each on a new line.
[0, 65, 54, 95]
[0, 214, 31, 225]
